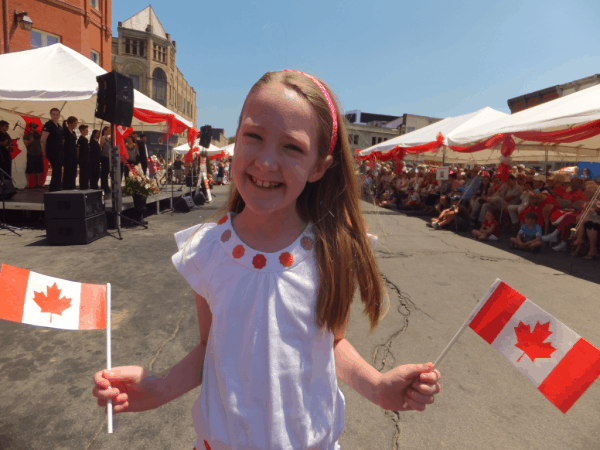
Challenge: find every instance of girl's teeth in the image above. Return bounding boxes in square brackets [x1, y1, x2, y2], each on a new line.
[251, 176, 280, 188]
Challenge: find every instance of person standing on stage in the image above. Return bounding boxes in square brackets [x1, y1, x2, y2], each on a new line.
[23, 123, 45, 189]
[77, 124, 90, 190]
[136, 132, 148, 177]
[41, 108, 64, 192]
[62, 116, 79, 190]
[89, 129, 101, 190]
[123, 135, 138, 181]
[0, 120, 14, 181]
[99, 126, 112, 194]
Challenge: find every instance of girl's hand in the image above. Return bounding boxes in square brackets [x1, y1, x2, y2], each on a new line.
[378, 363, 441, 412]
[92, 366, 155, 414]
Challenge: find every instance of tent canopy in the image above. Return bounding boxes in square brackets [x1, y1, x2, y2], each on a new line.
[448, 83, 600, 161]
[0, 44, 192, 130]
[172, 140, 221, 155]
[359, 107, 509, 156]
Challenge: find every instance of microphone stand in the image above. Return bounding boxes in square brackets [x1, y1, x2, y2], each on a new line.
[0, 166, 21, 236]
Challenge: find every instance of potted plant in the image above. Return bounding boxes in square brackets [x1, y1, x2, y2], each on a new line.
[122, 163, 161, 210]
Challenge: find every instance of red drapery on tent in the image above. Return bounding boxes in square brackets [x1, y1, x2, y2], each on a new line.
[182, 127, 199, 164]
[132, 109, 189, 139]
[513, 119, 600, 143]
[358, 132, 444, 162]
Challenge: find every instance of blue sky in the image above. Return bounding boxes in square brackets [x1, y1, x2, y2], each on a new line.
[113, 0, 600, 137]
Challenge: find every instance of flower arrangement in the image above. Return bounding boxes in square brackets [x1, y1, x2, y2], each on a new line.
[122, 163, 161, 197]
[207, 173, 214, 188]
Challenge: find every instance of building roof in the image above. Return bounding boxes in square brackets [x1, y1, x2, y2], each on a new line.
[121, 5, 167, 40]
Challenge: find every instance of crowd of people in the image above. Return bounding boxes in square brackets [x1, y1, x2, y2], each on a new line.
[364, 161, 600, 260]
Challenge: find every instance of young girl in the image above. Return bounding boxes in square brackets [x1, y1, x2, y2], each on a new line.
[92, 70, 442, 450]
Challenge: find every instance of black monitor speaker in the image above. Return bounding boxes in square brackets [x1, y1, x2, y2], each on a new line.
[199, 125, 212, 148]
[95, 72, 134, 127]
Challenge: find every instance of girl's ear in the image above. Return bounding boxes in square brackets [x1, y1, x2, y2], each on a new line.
[307, 155, 334, 183]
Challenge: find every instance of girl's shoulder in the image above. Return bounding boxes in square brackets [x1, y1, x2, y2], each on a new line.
[174, 221, 220, 253]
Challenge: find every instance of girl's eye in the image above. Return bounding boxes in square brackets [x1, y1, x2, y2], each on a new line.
[244, 133, 262, 141]
[285, 144, 303, 153]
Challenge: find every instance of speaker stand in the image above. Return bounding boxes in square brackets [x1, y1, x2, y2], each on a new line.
[0, 167, 21, 236]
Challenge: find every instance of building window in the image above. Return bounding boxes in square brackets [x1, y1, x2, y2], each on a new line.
[91, 50, 100, 65]
[91, 0, 99, 10]
[124, 38, 146, 57]
[152, 68, 167, 105]
[372, 137, 377, 146]
[129, 75, 140, 91]
[153, 44, 166, 63]
[378, 137, 383, 143]
[31, 29, 60, 49]
[354, 135, 359, 145]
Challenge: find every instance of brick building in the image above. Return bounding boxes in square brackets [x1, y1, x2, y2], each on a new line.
[507, 73, 600, 113]
[1, 0, 112, 70]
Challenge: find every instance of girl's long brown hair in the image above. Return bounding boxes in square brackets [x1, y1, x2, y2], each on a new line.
[185, 71, 387, 335]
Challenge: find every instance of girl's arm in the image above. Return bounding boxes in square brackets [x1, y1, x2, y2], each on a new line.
[334, 338, 381, 406]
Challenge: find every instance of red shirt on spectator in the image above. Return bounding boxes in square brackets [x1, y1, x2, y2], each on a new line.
[518, 204, 545, 227]
[484, 219, 501, 238]
[563, 189, 585, 202]
[553, 185, 567, 198]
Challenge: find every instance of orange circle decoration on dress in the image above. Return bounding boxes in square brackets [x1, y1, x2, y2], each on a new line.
[221, 229, 231, 242]
[252, 254, 267, 269]
[279, 252, 294, 267]
[217, 215, 228, 225]
[232, 245, 245, 259]
[300, 236, 314, 251]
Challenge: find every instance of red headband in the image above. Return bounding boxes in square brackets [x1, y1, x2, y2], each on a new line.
[283, 69, 338, 155]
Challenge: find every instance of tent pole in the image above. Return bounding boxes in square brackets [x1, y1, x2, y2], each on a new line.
[545, 146, 548, 179]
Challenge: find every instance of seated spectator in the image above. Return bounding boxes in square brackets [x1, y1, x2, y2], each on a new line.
[578, 200, 600, 259]
[508, 180, 533, 231]
[469, 173, 494, 226]
[539, 188, 561, 235]
[423, 173, 440, 212]
[517, 193, 545, 228]
[427, 195, 469, 231]
[378, 184, 403, 211]
[479, 175, 523, 225]
[581, 168, 592, 181]
[403, 185, 421, 210]
[449, 172, 462, 190]
[557, 177, 586, 208]
[435, 195, 451, 215]
[457, 167, 482, 206]
[542, 187, 592, 252]
[472, 209, 501, 241]
[510, 211, 542, 252]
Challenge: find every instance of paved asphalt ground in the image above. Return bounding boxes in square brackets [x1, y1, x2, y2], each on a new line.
[1, 184, 599, 450]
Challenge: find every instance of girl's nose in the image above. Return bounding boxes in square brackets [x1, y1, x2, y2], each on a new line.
[255, 147, 279, 171]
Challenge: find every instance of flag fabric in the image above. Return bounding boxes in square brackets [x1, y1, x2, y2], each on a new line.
[469, 279, 600, 413]
[0, 264, 107, 330]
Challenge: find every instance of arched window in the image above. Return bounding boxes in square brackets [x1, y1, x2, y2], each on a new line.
[152, 67, 167, 106]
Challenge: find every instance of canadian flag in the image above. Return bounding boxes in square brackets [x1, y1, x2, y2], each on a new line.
[469, 280, 600, 413]
[0, 264, 107, 330]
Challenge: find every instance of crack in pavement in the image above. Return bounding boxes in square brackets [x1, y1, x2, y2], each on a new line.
[372, 274, 435, 450]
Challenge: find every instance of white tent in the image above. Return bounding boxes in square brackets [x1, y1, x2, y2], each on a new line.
[0, 44, 191, 128]
[448, 83, 600, 162]
[0, 43, 192, 186]
[172, 140, 222, 155]
[359, 107, 509, 159]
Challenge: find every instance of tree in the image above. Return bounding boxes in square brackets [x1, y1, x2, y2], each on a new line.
[227, 136, 236, 144]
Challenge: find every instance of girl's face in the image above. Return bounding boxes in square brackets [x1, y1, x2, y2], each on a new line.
[233, 83, 332, 216]
[485, 211, 494, 222]
[51, 110, 60, 122]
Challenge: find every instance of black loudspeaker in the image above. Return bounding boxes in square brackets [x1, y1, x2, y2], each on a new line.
[0, 178, 17, 200]
[46, 213, 107, 245]
[199, 125, 212, 148]
[193, 191, 206, 205]
[95, 72, 134, 127]
[44, 190, 105, 219]
[174, 195, 195, 213]
[185, 173, 199, 187]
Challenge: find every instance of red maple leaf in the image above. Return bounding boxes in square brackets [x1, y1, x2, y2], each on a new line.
[514, 321, 557, 363]
[33, 283, 72, 323]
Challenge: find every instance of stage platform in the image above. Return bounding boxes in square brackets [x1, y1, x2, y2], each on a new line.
[0, 184, 207, 227]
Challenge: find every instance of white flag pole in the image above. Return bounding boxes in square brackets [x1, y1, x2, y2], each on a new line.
[402, 279, 503, 409]
[106, 283, 113, 434]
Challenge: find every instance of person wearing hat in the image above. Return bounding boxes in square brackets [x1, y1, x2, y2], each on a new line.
[23, 123, 45, 188]
[533, 174, 547, 192]
[403, 185, 421, 210]
[456, 167, 482, 206]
